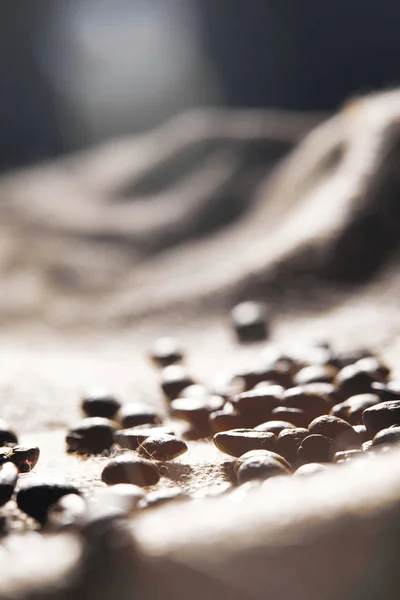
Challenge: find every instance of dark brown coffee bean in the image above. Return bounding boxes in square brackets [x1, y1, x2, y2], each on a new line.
[294, 463, 330, 476]
[66, 417, 117, 454]
[81, 389, 121, 419]
[138, 433, 188, 461]
[277, 428, 309, 464]
[355, 357, 390, 381]
[233, 389, 281, 422]
[150, 337, 183, 367]
[271, 407, 309, 428]
[283, 387, 333, 419]
[308, 415, 361, 452]
[209, 407, 246, 433]
[371, 426, 400, 447]
[0, 420, 18, 446]
[171, 396, 225, 429]
[255, 420, 295, 435]
[47, 494, 87, 530]
[160, 365, 194, 400]
[115, 426, 173, 450]
[234, 363, 292, 391]
[17, 482, 81, 524]
[300, 382, 339, 403]
[297, 434, 332, 463]
[139, 488, 187, 509]
[0, 463, 18, 506]
[353, 424, 370, 442]
[231, 301, 269, 343]
[213, 429, 276, 457]
[335, 363, 381, 399]
[363, 401, 400, 437]
[329, 348, 373, 370]
[9, 446, 40, 472]
[101, 455, 160, 487]
[235, 449, 291, 472]
[237, 454, 289, 484]
[334, 449, 364, 463]
[372, 381, 400, 401]
[330, 393, 381, 425]
[119, 403, 162, 429]
[294, 365, 337, 386]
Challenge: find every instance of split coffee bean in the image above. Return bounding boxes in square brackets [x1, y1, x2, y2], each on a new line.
[115, 426, 173, 450]
[17, 482, 81, 524]
[138, 433, 188, 461]
[237, 454, 290, 484]
[276, 428, 309, 464]
[294, 463, 330, 476]
[283, 387, 333, 419]
[308, 415, 361, 452]
[331, 394, 380, 425]
[213, 429, 276, 457]
[297, 434, 332, 464]
[0, 463, 18, 506]
[119, 403, 162, 428]
[235, 449, 291, 473]
[0, 420, 18, 446]
[371, 426, 400, 447]
[294, 365, 337, 386]
[101, 455, 160, 487]
[160, 365, 194, 400]
[150, 337, 183, 367]
[66, 417, 117, 454]
[81, 389, 121, 419]
[47, 494, 87, 531]
[271, 407, 309, 428]
[254, 420, 295, 435]
[231, 301, 269, 343]
[363, 401, 400, 437]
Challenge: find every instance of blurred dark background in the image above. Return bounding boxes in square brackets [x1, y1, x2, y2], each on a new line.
[2, 0, 400, 172]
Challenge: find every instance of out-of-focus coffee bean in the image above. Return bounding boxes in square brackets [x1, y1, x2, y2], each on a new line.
[329, 348, 373, 370]
[47, 494, 87, 530]
[17, 482, 81, 524]
[231, 301, 269, 343]
[0, 463, 18, 506]
[93, 484, 145, 516]
[283, 387, 333, 419]
[139, 487, 187, 509]
[294, 463, 330, 476]
[334, 449, 364, 463]
[372, 380, 400, 401]
[8, 446, 40, 472]
[235, 449, 291, 472]
[294, 365, 337, 386]
[119, 403, 162, 429]
[353, 424, 370, 442]
[179, 384, 209, 398]
[371, 426, 400, 447]
[335, 363, 381, 399]
[101, 455, 160, 487]
[150, 337, 183, 367]
[331, 393, 380, 425]
[209, 406, 246, 433]
[363, 401, 400, 436]
[300, 382, 339, 403]
[171, 396, 224, 429]
[308, 415, 361, 452]
[0, 420, 18, 446]
[66, 417, 117, 454]
[160, 365, 194, 400]
[277, 428, 309, 464]
[114, 425, 173, 450]
[271, 406, 309, 428]
[234, 363, 292, 391]
[254, 420, 295, 435]
[138, 433, 188, 461]
[81, 389, 121, 420]
[362, 440, 373, 451]
[297, 434, 332, 463]
[191, 482, 233, 499]
[232, 389, 282, 426]
[253, 382, 286, 394]
[355, 357, 390, 381]
[237, 454, 289, 484]
[213, 429, 276, 457]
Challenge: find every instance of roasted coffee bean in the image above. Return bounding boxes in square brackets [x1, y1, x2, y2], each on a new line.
[334, 449, 364, 463]
[66, 417, 117, 454]
[138, 433, 188, 461]
[92, 484, 144, 516]
[150, 337, 183, 367]
[119, 403, 162, 429]
[9, 446, 40, 472]
[297, 434, 332, 464]
[160, 365, 194, 400]
[47, 494, 87, 530]
[277, 428, 309, 464]
[213, 429, 276, 457]
[294, 365, 337, 386]
[372, 381, 400, 401]
[331, 393, 380, 425]
[237, 454, 289, 484]
[81, 389, 121, 419]
[115, 425, 174, 450]
[17, 482, 81, 524]
[329, 348, 373, 370]
[283, 387, 333, 419]
[335, 363, 380, 399]
[101, 455, 160, 487]
[209, 407, 246, 433]
[308, 415, 361, 451]
[231, 301, 269, 343]
[353, 424, 370, 442]
[0, 463, 18, 506]
[233, 389, 281, 424]
[171, 396, 224, 429]
[234, 363, 292, 391]
[271, 406, 309, 428]
[363, 401, 400, 437]
[300, 382, 339, 403]
[235, 449, 291, 472]
[356, 357, 390, 381]
[0, 420, 18, 446]
[139, 487, 187, 509]
[254, 420, 295, 435]
[294, 463, 330, 476]
[371, 426, 400, 447]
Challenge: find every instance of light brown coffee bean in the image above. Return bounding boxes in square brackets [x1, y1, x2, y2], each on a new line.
[213, 429, 276, 457]
[237, 455, 289, 484]
[119, 403, 162, 429]
[308, 415, 361, 451]
[254, 420, 295, 435]
[363, 401, 400, 436]
[277, 427, 309, 464]
[101, 455, 160, 487]
[297, 434, 332, 463]
[138, 433, 188, 461]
